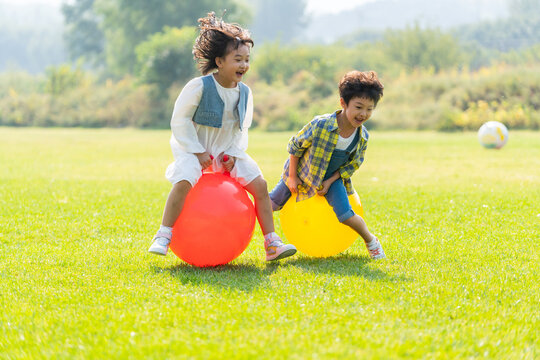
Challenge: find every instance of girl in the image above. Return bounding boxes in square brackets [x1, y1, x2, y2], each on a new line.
[148, 13, 297, 261]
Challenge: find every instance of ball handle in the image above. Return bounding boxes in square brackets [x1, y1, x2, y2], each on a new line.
[222, 155, 230, 176]
[204, 155, 231, 176]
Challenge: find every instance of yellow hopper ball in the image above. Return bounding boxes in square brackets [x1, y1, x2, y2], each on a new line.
[280, 192, 364, 257]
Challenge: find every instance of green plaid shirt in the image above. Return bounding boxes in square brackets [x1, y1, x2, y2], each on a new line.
[282, 110, 369, 201]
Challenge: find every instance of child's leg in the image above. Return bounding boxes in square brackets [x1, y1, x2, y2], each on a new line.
[268, 178, 292, 211]
[149, 180, 192, 255]
[243, 176, 274, 234]
[161, 180, 192, 227]
[244, 176, 297, 261]
[325, 180, 385, 259]
[342, 215, 373, 243]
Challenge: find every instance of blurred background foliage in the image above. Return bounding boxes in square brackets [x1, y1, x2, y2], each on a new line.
[1, 0, 540, 131]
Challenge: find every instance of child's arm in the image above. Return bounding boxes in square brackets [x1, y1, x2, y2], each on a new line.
[287, 120, 316, 193]
[287, 121, 315, 158]
[170, 78, 206, 154]
[287, 155, 303, 193]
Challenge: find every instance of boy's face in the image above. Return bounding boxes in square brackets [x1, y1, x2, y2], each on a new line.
[340, 96, 375, 128]
[215, 44, 250, 87]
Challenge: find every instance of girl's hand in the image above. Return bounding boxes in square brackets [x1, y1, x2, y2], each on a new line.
[222, 154, 235, 172]
[196, 152, 212, 170]
[287, 176, 303, 194]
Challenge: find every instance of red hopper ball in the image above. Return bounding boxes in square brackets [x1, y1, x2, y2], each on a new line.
[169, 172, 255, 267]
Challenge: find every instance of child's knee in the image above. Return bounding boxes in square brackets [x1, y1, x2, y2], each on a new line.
[270, 199, 282, 211]
[337, 209, 356, 223]
[268, 179, 291, 209]
[258, 177, 268, 191]
[172, 180, 192, 194]
[325, 189, 353, 223]
[253, 177, 269, 194]
[245, 176, 269, 197]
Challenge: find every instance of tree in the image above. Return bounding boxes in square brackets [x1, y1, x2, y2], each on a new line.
[135, 26, 198, 92]
[383, 24, 463, 72]
[94, 0, 249, 76]
[253, 42, 331, 84]
[454, 0, 540, 54]
[62, 0, 105, 68]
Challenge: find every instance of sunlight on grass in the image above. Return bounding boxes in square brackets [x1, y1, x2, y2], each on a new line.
[0, 128, 538, 359]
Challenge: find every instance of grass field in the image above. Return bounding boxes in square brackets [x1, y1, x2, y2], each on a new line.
[0, 128, 538, 359]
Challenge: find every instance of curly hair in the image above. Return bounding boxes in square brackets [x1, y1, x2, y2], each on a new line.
[192, 12, 254, 75]
[338, 71, 384, 105]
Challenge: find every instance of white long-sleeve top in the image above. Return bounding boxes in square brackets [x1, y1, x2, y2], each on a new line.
[165, 75, 261, 186]
[169, 75, 253, 159]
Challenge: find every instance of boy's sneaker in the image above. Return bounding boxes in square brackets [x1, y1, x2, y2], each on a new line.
[148, 231, 171, 256]
[365, 237, 386, 260]
[265, 235, 297, 261]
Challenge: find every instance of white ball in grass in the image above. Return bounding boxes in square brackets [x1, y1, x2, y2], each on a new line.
[478, 121, 509, 149]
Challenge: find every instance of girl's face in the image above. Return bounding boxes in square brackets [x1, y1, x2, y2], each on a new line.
[215, 43, 250, 88]
[340, 96, 375, 128]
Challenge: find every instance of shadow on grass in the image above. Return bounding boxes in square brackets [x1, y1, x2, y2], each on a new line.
[284, 253, 406, 282]
[152, 252, 408, 292]
[153, 261, 278, 292]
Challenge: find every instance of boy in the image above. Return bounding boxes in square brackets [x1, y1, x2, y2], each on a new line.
[269, 70, 386, 259]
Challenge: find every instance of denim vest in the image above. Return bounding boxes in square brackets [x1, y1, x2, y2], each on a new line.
[192, 74, 249, 129]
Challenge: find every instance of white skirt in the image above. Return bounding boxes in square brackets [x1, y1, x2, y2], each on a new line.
[165, 152, 262, 187]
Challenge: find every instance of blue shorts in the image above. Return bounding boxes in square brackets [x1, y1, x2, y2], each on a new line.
[269, 178, 355, 223]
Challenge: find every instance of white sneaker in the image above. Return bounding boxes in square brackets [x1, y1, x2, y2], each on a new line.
[148, 231, 171, 256]
[265, 235, 297, 261]
[365, 237, 386, 260]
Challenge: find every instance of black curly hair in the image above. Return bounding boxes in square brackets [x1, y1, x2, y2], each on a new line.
[338, 71, 384, 105]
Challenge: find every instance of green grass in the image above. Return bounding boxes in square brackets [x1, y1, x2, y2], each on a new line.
[1, 128, 538, 359]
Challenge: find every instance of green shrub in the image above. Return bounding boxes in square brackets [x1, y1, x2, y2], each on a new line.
[2, 45, 540, 131]
[438, 100, 540, 131]
[0, 71, 44, 96]
[45, 64, 87, 96]
[0, 76, 161, 127]
[436, 65, 540, 130]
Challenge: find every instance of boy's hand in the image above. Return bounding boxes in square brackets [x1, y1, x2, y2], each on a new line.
[195, 152, 212, 170]
[287, 176, 303, 193]
[316, 180, 331, 196]
[221, 154, 235, 172]
[317, 172, 340, 196]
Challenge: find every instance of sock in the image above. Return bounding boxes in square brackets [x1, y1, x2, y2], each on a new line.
[364, 234, 376, 244]
[264, 232, 279, 242]
[159, 225, 173, 237]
